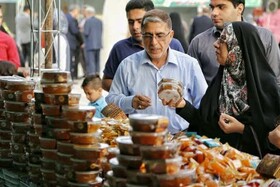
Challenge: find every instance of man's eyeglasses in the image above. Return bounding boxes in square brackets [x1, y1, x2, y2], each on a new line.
[142, 31, 171, 41]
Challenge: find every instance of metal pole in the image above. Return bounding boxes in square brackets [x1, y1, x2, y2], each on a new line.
[30, 0, 34, 76]
[38, 0, 42, 74]
[57, 0, 60, 70]
[45, 0, 53, 69]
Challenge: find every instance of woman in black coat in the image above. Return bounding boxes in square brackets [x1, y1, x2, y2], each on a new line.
[167, 22, 280, 158]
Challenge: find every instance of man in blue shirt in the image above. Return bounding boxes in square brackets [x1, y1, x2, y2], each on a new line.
[106, 9, 207, 134]
[102, 0, 184, 91]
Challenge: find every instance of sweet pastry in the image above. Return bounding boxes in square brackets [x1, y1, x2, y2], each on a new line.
[101, 103, 127, 120]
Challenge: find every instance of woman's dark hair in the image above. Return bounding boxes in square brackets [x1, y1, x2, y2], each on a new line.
[125, 0, 154, 13]
[170, 12, 189, 53]
[0, 61, 17, 76]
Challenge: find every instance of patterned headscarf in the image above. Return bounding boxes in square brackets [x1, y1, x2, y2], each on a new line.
[218, 23, 250, 116]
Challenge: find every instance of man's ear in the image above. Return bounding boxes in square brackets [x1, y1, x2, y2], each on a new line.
[237, 3, 245, 17]
[169, 30, 174, 38]
[98, 87, 103, 93]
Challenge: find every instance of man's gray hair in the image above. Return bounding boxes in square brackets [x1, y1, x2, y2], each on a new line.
[85, 6, 95, 14]
[141, 9, 172, 30]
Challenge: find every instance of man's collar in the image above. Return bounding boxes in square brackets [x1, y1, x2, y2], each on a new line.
[140, 48, 178, 66]
[213, 27, 222, 37]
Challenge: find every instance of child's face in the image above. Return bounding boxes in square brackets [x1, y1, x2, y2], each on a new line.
[83, 85, 102, 103]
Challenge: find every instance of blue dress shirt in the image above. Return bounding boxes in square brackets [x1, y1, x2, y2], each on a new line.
[106, 48, 208, 134]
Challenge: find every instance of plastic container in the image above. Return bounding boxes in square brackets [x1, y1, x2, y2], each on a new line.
[41, 104, 62, 116]
[143, 156, 182, 174]
[126, 169, 155, 186]
[57, 152, 72, 165]
[10, 143, 26, 153]
[70, 131, 101, 145]
[109, 157, 127, 178]
[117, 154, 142, 170]
[156, 168, 196, 187]
[0, 109, 5, 120]
[71, 157, 101, 171]
[67, 177, 103, 187]
[75, 170, 100, 183]
[41, 70, 71, 84]
[11, 152, 27, 163]
[4, 100, 34, 112]
[2, 90, 16, 101]
[129, 114, 169, 132]
[73, 143, 109, 160]
[57, 141, 74, 154]
[32, 113, 45, 124]
[69, 119, 102, 133]
[41, 148, 57, 160]
[52, 128, 71, 140]
[15, 90, 34, 102]
[0, 149, 11, 158]
[158, 78, 183, 103]
[27, 132, 40, 147]
[11, 122, 31, 133]
[41, 157, 56, 170]
[130, 130, 167, 146]
[44, 93, 80, 105]
[45, 116, 70, 129]
[106, 170, 127, 187]
[5, 111, 30, 123]
[116, 136, 140, 156]
[62, 105, 96, 121]
[0, 140, 11, 149]
[5, 79, 35, 91]
[0, 130, 11, 140]
[41, 168, 56, 181]
[39, 137, 57, 149]
[140, 142, 181, 159]
[42, 83, 72, 94]
[56, 173, 68, 186]
[11, 132, 27, 143]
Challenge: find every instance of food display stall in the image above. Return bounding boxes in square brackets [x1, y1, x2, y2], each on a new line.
[0, 72, 280, 187]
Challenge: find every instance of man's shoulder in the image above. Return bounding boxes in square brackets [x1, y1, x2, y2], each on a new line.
[193, 27, 214, 40]
[112, 37, 140, 52]
[189, 27, 215, 48]
[255, 25, 274, 37]
[91, 16, 102, 23]
[0, 31, 13, 40]
[170, 49, 198, 63]
[119, 50, 144, 65]
[114, 38, 132, 46]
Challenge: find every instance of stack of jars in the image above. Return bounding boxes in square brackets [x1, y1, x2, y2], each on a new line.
[63, 106, 106, 187]
[2, 77, 35, 173]
[0, 76, 15, 168]
[35, 70, 75, 186]
[106, 114, 167, 187]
